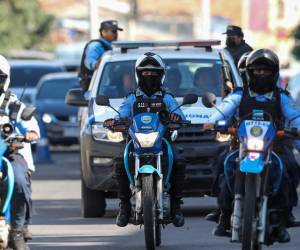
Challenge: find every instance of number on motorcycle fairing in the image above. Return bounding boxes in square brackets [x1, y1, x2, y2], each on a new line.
[244, 120, 272, 140]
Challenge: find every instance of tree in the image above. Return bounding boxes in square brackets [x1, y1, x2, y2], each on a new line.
[292, 24, 300, 60]
[0, 0, 54, 53]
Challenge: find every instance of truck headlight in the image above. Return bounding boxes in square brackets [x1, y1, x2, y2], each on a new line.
[247, 138, 264, 151]
[91, 123, 124, 143]
[107, 130, 124, 143]
[216, 132, 231, 142]
[42, 113, 52, 124]
[135, 132, 159, 148]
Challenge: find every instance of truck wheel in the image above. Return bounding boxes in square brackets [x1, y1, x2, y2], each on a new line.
[81, 178, 106, 218]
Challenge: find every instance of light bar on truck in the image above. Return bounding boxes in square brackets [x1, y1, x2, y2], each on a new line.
[113, 40, 221, 53]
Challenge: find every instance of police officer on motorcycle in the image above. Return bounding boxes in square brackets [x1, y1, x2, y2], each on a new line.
[0, 55, 40, 250]
[106, 52, 186, 228]
[205, 49, 300, 243]
[204, 51, 252, 223]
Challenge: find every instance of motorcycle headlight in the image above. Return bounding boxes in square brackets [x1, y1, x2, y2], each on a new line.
[247, 138, 264, 151]
[216, 132, 231, 142]
[135, 132, 159, 148]
[91, 123, 124, 143]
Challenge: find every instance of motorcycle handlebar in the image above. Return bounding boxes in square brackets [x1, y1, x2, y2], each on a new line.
[276, 128, 300, 138]
[104, 118, 190, 132]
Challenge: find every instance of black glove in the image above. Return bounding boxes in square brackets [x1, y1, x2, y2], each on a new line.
[169, 113, 182, 123]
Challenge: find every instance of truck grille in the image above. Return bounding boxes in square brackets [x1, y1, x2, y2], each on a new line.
[55, 115, 69, 122]
[177, 124, 215, 142]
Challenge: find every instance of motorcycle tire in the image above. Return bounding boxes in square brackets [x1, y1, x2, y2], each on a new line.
[155, 215, 161, 246]
[142, 174, 156, 250]
[242, 173, 257, 250]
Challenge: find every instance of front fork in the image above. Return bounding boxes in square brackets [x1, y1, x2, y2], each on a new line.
[133, 153, 164, 222]
[231, 170, 244, 242]
[231, 157, 271, 243]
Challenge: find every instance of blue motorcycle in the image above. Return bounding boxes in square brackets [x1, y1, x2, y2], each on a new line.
[202, 92, 299, 250]
[97, 94, 198, 250]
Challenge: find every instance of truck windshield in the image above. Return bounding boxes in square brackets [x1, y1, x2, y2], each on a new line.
[97, 59, 226, 98]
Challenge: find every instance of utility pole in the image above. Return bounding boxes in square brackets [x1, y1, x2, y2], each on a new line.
[89, 0, 99, 39]
[128, 0, 138, 40]
[194, 0, 211, 39]
[201, 0, 211, 38]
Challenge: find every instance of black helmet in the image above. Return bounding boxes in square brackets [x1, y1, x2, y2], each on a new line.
[135, 52, 165, 96]
[237, 52, 250, 85]
[246, 49, 279, 94]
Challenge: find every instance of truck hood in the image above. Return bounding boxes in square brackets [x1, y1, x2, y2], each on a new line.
[92, 97, 222, 124]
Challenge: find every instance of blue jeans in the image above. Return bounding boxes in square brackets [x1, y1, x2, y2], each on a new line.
[10, 154, 32, 230]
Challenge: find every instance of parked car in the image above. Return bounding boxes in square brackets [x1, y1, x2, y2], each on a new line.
[9, 60, 65, 105]
[66, 40, 243, 217]
[35, 72, 80, 145]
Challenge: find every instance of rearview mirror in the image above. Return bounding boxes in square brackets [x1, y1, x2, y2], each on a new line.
[202, 92, 216, 108]
[182, 94, 198, 105]
[21, 107, 36, 121]
[65, 88, 88, 107]
[95, 95, 110, 106]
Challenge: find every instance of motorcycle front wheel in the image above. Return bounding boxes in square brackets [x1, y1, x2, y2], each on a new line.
[142, 174, 156, 250]
[242, 173, 257, 250]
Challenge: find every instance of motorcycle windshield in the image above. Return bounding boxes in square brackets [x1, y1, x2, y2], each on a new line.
[131, 113, 161, 133]
[129, 113, 165, 153]
[238, 120, 276, 152]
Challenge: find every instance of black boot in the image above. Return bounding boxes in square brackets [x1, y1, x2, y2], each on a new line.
[287, 211, 300, 228]
[22, 227, 33, 242]
[116, 200, 131, 227]
[9, 229, 27, 250]
[205, 209, 220, 223]
[171, 198, 184, 227]
[276, 227, 290, 243]
[212, 210, 231, 237]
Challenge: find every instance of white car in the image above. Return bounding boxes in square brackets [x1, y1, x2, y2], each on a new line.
[66, 40, 243, 217]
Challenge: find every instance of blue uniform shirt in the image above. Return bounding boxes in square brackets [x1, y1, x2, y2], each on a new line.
[209, 88, 300, 151]
[84, 37, 112, 71]
[117, 88, 185, 120]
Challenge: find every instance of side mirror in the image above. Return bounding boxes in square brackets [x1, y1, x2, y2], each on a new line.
[95, 95, 110, 106]
[65, 88, 88, 107]
[95, 95, 121, 116]
[182, 94, 198, 105]
[202, 92, 216, 108]
[21, 107, 36, 121]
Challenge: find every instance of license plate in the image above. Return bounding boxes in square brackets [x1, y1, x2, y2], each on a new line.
[64, 127, 79, 137]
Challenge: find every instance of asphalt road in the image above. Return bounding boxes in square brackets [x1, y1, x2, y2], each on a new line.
[28, 151, 300, 250]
